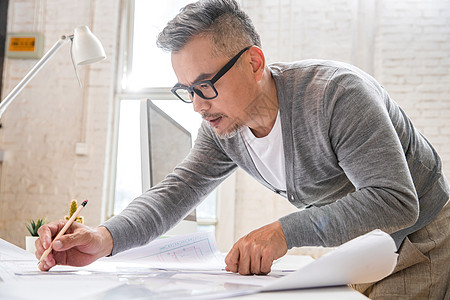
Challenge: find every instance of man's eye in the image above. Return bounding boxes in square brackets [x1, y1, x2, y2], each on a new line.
[198, 83, 210, 89]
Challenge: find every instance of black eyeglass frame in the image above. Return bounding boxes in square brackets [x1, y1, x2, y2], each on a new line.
[171, 46, 252, 103]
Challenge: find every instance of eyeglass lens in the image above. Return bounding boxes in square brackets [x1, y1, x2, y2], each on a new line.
[175, 88, 192, 102]
[175, 82, 217, 102]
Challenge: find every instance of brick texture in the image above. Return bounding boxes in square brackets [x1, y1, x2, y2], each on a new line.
[0, 0, 120, 247]
[1, 0, 449, 249]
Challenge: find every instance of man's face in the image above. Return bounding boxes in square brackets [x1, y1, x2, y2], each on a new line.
[171, 37, 258, 138]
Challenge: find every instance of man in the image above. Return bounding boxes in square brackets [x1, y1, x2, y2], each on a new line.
[37, 0, 449, 298]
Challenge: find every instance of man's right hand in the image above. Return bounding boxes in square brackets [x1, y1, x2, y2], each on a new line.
[36, 220, 113, 271]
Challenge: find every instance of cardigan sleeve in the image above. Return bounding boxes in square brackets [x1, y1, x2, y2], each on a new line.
[102, 121, 237, 255]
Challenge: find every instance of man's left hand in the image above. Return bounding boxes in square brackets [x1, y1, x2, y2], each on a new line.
[225, 221, 288, 275]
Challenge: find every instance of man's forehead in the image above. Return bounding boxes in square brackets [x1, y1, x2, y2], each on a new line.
[171, 42, 223, 85]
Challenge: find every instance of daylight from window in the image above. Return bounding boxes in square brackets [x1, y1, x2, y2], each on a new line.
[114, 0, 217, 231]
[127, 0, 189, 89]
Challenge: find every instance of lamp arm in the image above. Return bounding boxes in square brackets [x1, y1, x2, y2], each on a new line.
[0, 35, 71, 118]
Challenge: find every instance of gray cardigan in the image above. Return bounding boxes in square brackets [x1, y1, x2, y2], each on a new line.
[103, 60, 449, 254]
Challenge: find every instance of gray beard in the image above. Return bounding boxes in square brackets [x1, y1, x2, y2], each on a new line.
[215, 123, 245, 139]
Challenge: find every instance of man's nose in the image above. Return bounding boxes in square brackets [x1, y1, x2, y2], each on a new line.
[192, 94, 211, 113]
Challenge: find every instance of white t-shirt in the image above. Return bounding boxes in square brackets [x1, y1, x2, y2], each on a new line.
[241, 111, 286, 192]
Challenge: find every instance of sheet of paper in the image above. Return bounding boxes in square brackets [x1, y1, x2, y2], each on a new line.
[0, 238, 35, 261]
[0, 279, 123, 300]
[271, 254, 314, 273]
[101, 231, 226, 270]
[261, 229, 398, 291]
[0, 261, 268, 299]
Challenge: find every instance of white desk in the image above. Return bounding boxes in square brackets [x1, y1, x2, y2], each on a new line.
[0, 230, 393, 300]
[234, 286, 368, 299]
[1, 280, 368, 300]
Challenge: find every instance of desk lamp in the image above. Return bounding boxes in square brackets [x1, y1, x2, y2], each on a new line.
[0, 25, 106, 118]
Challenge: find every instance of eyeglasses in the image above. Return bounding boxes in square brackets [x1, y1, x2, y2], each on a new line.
[171, 46, 251, 103]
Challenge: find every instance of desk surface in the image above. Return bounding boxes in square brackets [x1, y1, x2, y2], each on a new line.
[234, 286, 368, 299]
[0, 231, 379, 300]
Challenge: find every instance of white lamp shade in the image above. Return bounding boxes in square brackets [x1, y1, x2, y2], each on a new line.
[72, 26, 106, 65]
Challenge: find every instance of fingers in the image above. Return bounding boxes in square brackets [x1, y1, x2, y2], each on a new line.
[53, 231, 85, 252]
[37, 220, 72, 248]
[36, 223, 61, 271]
[37, 222, 58, 250]
[226, 242, 265, 275]
[34, 221, 110, 272]
[260, 251, 273, 274]
[225, 221, 288, 275]
[38, 257, 55, 271]
[250, 251, 262, 275]
[225, 245, 240, 273]
[35, 220, 84, 271]
[225, 239, 263, 275]
[237, 245, 251, 275]
[35, 237, 56, 271]
[38, 221, 85, 252]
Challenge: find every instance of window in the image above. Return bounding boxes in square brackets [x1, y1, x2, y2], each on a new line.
[113, 0, 217, 232]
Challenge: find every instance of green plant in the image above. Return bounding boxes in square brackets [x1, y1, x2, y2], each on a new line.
[65, 199, 84, 224]
[26, 218, 45, 237]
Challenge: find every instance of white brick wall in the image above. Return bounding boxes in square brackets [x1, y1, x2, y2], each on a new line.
[1, 0, 449, 249]
[0, 0, 120, 247]
[374, 0, 450, 175]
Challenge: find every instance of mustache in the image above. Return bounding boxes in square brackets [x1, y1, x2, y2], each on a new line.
[201, 112, 227, 120]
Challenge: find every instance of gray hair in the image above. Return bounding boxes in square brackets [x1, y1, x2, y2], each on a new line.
[156, 0, 261, 58]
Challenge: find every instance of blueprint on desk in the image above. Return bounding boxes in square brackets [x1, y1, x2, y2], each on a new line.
[0, 230, 397, 300]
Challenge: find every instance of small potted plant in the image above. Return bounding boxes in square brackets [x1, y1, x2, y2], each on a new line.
[25, 218, 45, 253]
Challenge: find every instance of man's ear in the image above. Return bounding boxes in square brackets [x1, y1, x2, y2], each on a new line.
[248, 46, 265, 82]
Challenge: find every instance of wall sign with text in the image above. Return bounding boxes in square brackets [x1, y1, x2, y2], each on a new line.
[5, 32, 44, 59]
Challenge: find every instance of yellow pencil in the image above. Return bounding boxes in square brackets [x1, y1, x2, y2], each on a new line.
[38, 200, 88, 265]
